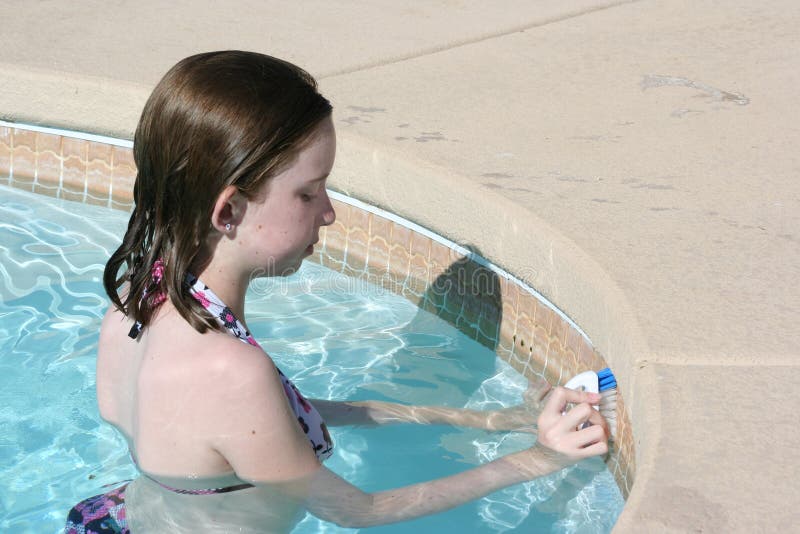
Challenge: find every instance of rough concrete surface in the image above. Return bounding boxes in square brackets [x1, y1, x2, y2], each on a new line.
[1, 1, 798, 531]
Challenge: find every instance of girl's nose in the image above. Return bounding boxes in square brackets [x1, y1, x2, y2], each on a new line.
[321, 191, 336, 226]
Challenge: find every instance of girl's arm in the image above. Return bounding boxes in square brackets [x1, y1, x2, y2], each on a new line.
[290, 387, 607, 528]
[207, 347, 608, 528]
[310, 377, 552, 433]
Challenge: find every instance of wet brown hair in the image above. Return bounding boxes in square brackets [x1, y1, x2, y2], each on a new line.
[103, 50, 332, 333]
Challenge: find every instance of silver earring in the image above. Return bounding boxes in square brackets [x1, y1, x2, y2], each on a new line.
[225, 223, 231, 231]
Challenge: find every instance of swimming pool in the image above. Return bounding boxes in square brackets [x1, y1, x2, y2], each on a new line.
[0, 184, 624, 532]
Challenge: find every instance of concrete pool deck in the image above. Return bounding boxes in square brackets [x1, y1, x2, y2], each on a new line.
[1, 1, 797, 530]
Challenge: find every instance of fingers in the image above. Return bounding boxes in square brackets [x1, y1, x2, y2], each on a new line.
[553, 425, 607, 462]
[538, 387, 603, 437]
[583, 406, 610, 439]
[557, 402, 610, 444]
[573, 439, 608, 459]
[573, 423, 606, 449]
[535, 386, 610, 465]
[542, 386, 601, 416]
[556, 402, 594, 433]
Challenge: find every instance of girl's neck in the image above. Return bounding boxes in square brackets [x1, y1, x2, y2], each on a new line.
[192, 261, 250, 326]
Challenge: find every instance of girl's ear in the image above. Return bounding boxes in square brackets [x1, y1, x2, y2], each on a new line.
[210, 185, 247, 233]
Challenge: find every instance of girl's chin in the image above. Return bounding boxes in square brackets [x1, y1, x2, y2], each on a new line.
[279, 257, 307, 277]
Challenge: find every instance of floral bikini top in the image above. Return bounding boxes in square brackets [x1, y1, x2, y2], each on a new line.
[128, 266, 333, 495]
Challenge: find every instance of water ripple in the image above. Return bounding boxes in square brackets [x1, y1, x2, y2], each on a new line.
[0, 185, 623, 533]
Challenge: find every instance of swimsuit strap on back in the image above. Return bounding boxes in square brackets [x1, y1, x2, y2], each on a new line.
[130, 452, 255, 495]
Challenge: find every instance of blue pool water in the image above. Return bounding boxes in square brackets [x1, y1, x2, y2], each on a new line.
[0, 184, 624, 532]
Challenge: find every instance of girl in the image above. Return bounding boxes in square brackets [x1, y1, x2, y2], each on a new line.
[65, 50, 608, 533]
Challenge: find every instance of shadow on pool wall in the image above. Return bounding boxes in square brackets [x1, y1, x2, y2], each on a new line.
[410, 244, 504, 398]
[315, 197, 635, 498]
[0, 123, 635, 499]
[344, 247, 620, 524]
[421, 244, 502, 348]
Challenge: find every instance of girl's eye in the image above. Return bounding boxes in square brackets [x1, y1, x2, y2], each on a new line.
[300, 194, 314, 202]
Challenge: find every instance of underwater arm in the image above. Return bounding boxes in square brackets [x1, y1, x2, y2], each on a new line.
[212, 350, 606, 528]
[310, 376, 553, 432]
[311, 399, 530, 431]
[297, 387, 608, 528]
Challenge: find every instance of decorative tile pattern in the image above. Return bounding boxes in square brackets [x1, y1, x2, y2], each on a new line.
[2, 127, 135, 209]
[0, 124, 635, 498]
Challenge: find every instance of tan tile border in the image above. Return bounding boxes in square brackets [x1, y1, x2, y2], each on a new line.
[0, 122, 635, 497]
[0, 122, 135, 210]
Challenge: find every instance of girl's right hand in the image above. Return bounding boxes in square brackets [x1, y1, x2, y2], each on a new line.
[532, 386, 610, 470]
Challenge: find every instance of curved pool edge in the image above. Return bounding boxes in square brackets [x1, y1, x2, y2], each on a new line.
[0, 63, 148, 141]
[331, 129, 650, 494]
[0, 121, 643, 501]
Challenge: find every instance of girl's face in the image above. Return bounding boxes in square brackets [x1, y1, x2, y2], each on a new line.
[238, 117, 337, 277]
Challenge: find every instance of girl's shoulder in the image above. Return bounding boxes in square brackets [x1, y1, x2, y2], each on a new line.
[99, 302, 133, 342]
[186, 326, 277, 379]
[98, 301, 277, 384]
